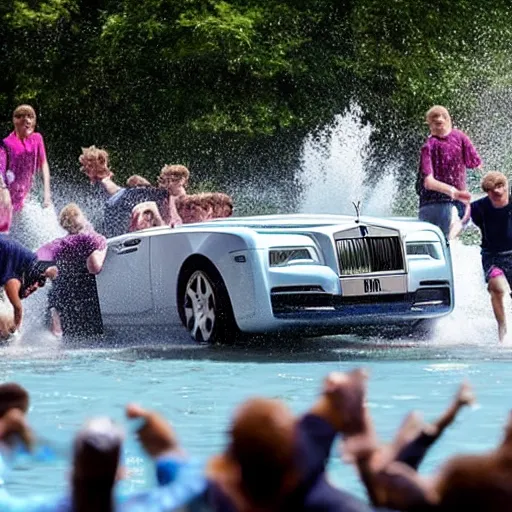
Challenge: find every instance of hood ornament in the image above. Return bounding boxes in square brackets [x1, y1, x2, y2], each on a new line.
[352, 201, 361, 224]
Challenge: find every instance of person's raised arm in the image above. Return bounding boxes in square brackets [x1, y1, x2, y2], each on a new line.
[126, 403, 186, 486]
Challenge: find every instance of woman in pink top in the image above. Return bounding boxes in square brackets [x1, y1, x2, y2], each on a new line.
[3, 104, 52, 212]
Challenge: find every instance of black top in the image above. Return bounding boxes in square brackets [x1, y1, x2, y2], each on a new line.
[0, 234, 36, 286]
[471, 196, 512, 253]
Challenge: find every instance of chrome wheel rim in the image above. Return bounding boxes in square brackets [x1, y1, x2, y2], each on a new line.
[184, 271, 216, 342]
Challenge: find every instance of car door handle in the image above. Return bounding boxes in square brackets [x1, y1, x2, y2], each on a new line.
[113, 239, 141, 255]
[123, 238, 141, 247]
[116, 247, 138, 255]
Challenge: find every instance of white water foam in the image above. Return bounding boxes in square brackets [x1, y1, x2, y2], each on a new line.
[434, 240, 505, 346]
[297, 107, 396, 216]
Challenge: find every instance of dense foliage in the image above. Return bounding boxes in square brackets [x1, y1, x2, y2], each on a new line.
[2, 0, 511, 184]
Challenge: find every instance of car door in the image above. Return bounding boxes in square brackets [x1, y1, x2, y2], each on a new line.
[96, 234, 153, 316]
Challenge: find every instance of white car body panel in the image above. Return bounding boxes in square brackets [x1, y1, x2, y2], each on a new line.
[96, 214, 454, 338]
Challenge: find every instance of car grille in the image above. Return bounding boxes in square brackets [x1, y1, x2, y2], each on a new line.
[336, 237, 404, 275]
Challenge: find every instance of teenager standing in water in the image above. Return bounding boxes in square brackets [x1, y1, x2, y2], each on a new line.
[3, 105, 56, 248]
[417, 105, 481, 240]
[3, 105, 52, 211]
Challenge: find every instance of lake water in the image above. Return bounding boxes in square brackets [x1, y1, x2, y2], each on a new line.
[3, 238, 512, 501]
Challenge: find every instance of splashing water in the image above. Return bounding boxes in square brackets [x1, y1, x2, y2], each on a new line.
[297, 107, 396, 216]
[435, 240, 501, 346]
[296, 108, 502, 347]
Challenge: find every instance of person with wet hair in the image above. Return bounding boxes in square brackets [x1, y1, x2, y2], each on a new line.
[210, 192, 234, 218]
[37, 203, 107, 337]
[0, 234, 57, 339]
[0, 403, 207, 511]
[79, 146, 167, 238]
[417, 105, 481, 240]
[470, 171, 512, 342]
[3, 105, 52, 212]
[126, 174, 152, 188]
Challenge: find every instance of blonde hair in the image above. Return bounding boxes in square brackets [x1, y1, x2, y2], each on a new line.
[158, 165, 190, 188]
[481, 171, 508, 192]
[126, 175, 151, 187]
[13, 104, 36, 120]
[59, 203, 85, 234]
[211, 192, 233, 217]
[425, 105, 451, 125]
[79, 145, 109, 168]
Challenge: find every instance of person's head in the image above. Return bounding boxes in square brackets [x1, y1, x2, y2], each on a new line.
[481, 171, 509, 207]
[129, 208, 156, 231]
[176, 195, 211, 224]
[59, 203, 87, 234]
[426, 105, 452, 137]
[79, 146, 111, 183]
[126, 175, 151, 188]
[19, 260, 56, 299]
[12, 105, 36, 138]
[211, 192, 233, 218]
[157, 164, 189, 196]
[224, 397, 298, 506]
[72, 417, 124, 512]
[0, 383, 29, 418]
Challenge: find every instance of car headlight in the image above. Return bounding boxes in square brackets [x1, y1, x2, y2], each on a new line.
[269, 247, 320, 267]
[406, 242, 442, 260]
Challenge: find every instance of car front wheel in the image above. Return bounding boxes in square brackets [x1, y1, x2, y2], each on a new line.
[181, 267, 238, 344]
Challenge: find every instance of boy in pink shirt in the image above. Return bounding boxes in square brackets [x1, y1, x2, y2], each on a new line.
[3, 105, 52, 212]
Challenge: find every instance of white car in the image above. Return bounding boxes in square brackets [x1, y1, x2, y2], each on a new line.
[96, 214, 454, 343]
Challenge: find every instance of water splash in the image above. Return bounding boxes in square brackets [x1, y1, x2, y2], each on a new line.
[435, 240, 502, 346]
[297, 107, 396, 216]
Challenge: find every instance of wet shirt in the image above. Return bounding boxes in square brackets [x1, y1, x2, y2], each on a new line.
[3, 132, 47, 212]
[0, 234, 36, 286]
[471, 196, 512, 253]
[419, 129, 481, 206]
[37, 231, 107, 267]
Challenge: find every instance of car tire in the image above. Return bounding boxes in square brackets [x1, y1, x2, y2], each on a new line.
[178, 263, 239, 344]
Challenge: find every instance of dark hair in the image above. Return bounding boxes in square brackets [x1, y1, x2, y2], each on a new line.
[19, 260, 54, 298]
[0, 383, 29, 417]
[72, 426, 121, 512]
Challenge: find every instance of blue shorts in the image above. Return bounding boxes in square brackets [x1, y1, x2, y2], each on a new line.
[419, 201, 466, 239]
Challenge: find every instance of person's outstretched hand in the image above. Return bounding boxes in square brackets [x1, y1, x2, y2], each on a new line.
[126, 403, 180, 458]
[454, 189, 471, 204]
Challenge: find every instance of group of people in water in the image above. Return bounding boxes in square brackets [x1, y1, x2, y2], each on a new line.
[417, 105, 512, 342]
[1, 102, 512, 342]
[0, 104, 233, 339]
[1, 367, 511, 511]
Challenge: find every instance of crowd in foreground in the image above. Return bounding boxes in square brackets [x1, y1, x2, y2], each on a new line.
[0, 104, 234, 340]
[1, 369, 511, 511]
